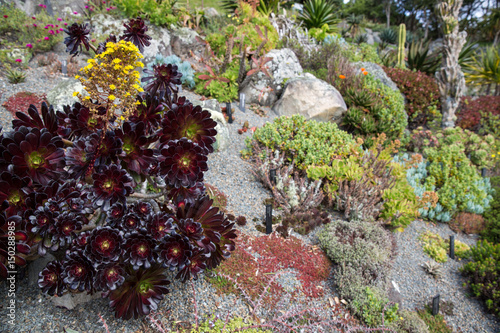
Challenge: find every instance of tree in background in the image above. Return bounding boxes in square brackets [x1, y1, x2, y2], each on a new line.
[435, 0, 467, 128]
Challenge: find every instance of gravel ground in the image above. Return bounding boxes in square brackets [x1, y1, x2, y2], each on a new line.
[0, 55, 499, 333]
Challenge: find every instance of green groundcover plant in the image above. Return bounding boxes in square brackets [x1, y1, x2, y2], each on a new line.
[0, 17, 237, 320]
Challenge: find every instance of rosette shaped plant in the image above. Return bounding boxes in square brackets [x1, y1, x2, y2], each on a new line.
[85, 227, 123, 263]
[159, 138, 208, 188]
[175, 248, 207, 282]
[147, 213, 176, 240]
[62, 251, 95, 292]
[109, 265, 170, 320]
[0, 172, 30, 216]
[123, 231, 156, 270]
[0, 214, 29, 278]
[95, 262, 126, 292]
[167, 182, 206, 207]
[3, 127, 66, 186]
[12, 102, 67, 137]
[63, 23, 91, 55]
[160, 102, 217, 153]
[115, 121, 156, 178]
[89, 164, 134, 211]
[38, 260, 65, 296]
[121, 17, 152, 53]
[142, 64, 182, 97]
[156, 233, 192, 271]
[129, 93, 164, 134]
[57, 103, 105, 139]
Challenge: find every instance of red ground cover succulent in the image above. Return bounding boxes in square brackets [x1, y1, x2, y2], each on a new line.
[2, 91, 47, 118]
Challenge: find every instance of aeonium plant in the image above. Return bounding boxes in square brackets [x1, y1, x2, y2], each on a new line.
[0, 17, 237, 319]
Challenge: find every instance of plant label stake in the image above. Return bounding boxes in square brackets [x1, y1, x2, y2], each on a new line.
[265, 204, 272, 234]
[61, 60, 67, 76]
[239, 93, 246, 112]
[432, 294, 440, 316]
[449, 235, 455, 260]
[226, 102, 233, 124]
[269, 168, 276, 185]
[482, 168, 487, 177]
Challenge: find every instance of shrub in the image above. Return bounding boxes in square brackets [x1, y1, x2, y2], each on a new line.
[114, 0, 179, 26]
[342, 74, 407, 146]
[435, 126, 496, 171]
[346, 43, 382, 64]
[461, 240, 500, 316]
[383, 66, 441, 129]
[319, 219, 394, 327]
[243, 114, 357, 170]
[192, 316, 271, 333]
[423, 145, 494, 218]
[194, 61, 239, 102]
[388, 310, 430, 333]
[457, 96, 500, 135]
[2, 92, 47, 117]
[406, 127, 440, 154]
[482, 176, 500, 244]
[450, 212, 486, 234]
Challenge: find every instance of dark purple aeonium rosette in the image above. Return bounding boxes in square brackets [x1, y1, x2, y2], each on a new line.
[156, 233, 192, 271]
[121, 17, 152, 53]
[159, 138, 208, 189]
[109, 264, 170, 320]
[123, 230, 156, 270]
[38, 260, 66, 297]
[62, 251, 95, 293]
[142, 64, 182, 97]
[85, 227, 123, 264]
[89, 164, 134, 211]
[63, 23, 91, 56]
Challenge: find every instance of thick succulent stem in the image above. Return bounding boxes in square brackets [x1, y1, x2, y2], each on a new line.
[219, 34, 234, 75]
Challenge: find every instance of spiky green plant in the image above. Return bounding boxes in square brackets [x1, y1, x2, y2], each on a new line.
[298, 0, 340, 31]
[464, 46, 500, 95]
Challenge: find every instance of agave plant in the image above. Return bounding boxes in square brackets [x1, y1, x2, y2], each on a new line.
[406, 40, 441, 75]
[298, 0, 340, 31]
[379, 27, 397, 48]
[0, 17, 238, 320]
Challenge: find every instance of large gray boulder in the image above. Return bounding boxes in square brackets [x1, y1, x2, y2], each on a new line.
[170, 27, 204, 59]
[239, 48, 303, 106]
[272, 77, 347, 123]
[46, 79, 85, 111]
[265, 48, 303, 94]
[354, 61, 399, 92]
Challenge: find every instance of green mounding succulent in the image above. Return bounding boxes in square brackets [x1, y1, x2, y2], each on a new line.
[482, 176, 500, 244]
[461, 240, 500, 316]
[419, 231, 470, 263]
[244, 114, 358, 170]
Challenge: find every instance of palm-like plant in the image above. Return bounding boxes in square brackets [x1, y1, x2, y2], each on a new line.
[298, 0, 340, 31]
[464, 46, 500, 95]
[346, 13, 363, 38]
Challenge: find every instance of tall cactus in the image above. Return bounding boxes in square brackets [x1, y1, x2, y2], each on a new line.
[397, 23, 406, 69]
[435, 0, 466, 128]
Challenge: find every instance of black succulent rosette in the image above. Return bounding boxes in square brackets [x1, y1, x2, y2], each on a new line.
[142, 64, 182, 97]
[160, 102, 217, 153]
[147, 212, 176, 240]
[177, 218, 204, 241]
[123, 230, 156, 270]
[175, 248, 207, 283]
[129, 93, 163, 134]
[167, 182, 206, 207]
[85, 227, 123, 263]
[118, 211, 143, 232]
[115, 121, 157, 178]
[38, 260, 65, 297]
[57, 103, 105, 139]
[89, 164, 134, 211]
[63, 23, 91, 55]
[109, 265, 170, 320]
[3, 126, 66, 186]
[12, 102, 68, 137]
[95, 262, 126, 292]
[156, 233, 192, 271]
[62, 251, 95, 293]
[0, 172, 31, 216]
[29, 205, 57, 237]
[121, 17, 152, 53]
[106, 202, 127, 225]
[159, 138, 208, 189]
[132, 201, 152, 217]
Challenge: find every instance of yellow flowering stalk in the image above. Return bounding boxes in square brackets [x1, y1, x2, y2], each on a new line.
[75, 40, 144, 126]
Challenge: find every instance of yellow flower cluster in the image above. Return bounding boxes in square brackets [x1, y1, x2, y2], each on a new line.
[75, 40, 145, 126]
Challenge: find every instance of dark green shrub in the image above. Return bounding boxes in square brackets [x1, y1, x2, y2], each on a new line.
[461, 240, 500, 316]
[243, 114, 357, 170]
[482, 176, 500, 244]
[383, 66, 441, 129]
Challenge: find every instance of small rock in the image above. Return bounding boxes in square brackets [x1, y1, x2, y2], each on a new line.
[51, 292, 101, 310]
